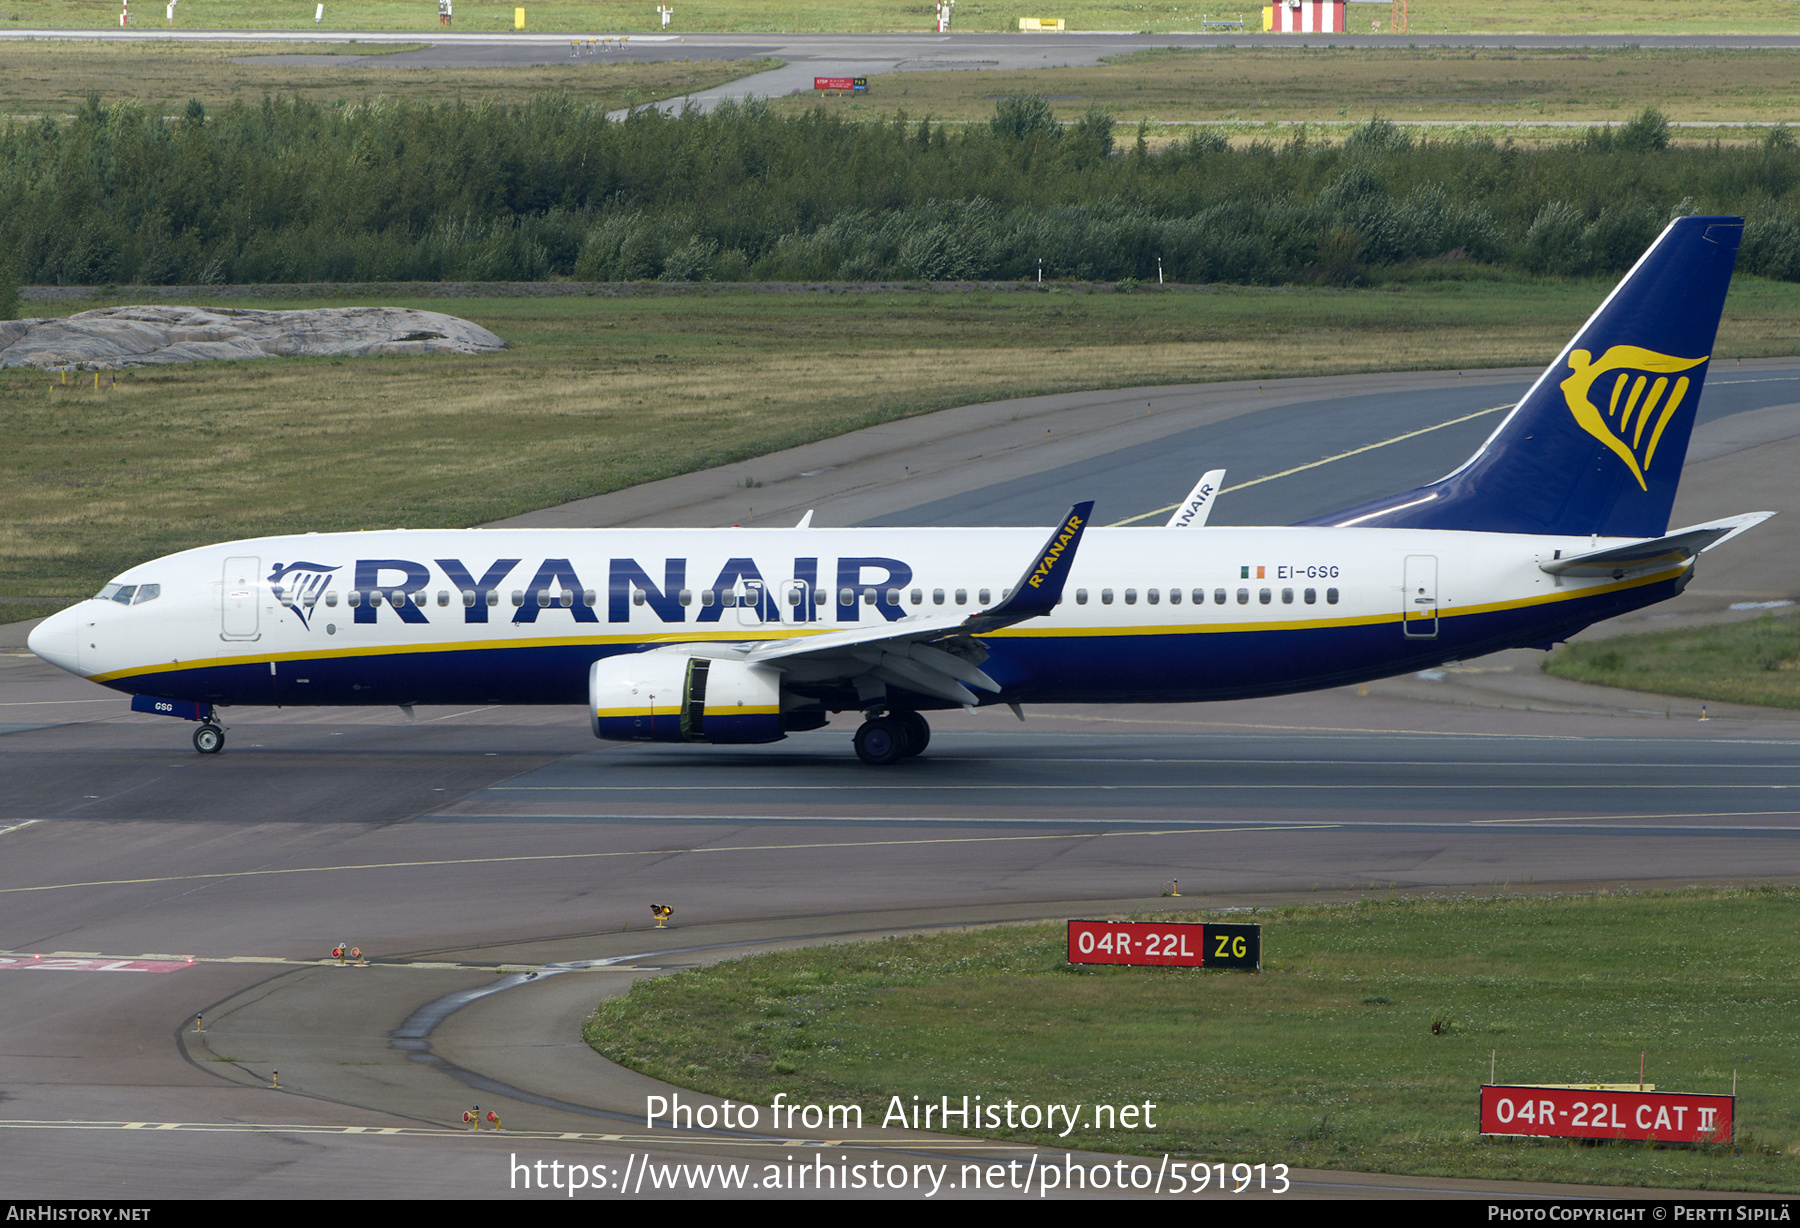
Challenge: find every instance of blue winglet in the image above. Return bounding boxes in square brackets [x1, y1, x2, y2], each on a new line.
[964, 501, 1093, 631]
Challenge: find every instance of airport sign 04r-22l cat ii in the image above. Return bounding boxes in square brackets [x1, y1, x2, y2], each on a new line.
[29, 216, 1771, 764]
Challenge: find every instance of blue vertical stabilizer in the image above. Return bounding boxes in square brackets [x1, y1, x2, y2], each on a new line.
[1302, 215, 1743, 538]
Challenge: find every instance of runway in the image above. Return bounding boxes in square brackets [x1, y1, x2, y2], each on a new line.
[4, 359, 1799, 1197]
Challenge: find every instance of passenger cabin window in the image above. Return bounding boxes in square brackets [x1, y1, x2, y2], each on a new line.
[437, 590, 450, 607]
[933, 588, 945, 605]
[583, 589, 597, 607]
[1304, 588, 1317, 605]
[911, 588, 923, 605]
[1147, 589, 1160, 605]
[1236, 589, 1248, 605]
[1214, 588, 1227, 605]
[485, 591, 499, 607]
[1259, 588, 1271, 604]
[1101, 589, 1114, 605]
[679, 589, 693, 606]
[1124, 588, 1138, 605]
[1327, 587, 1340, 604]
[326, 591, 340, 607]
[978, 588, 991, 605]
[701, 589, 715, 607]
[840, 587, 855, 606]
[1168, 588, 1180, 605]
[955, 589, 968, 605]
[1281, 588, 1294, 604]
[1075, 588, 1088, 605]
[462, 590, 476, 607]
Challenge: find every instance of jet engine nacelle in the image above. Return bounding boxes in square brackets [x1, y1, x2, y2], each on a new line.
[589, 653, 786, 744]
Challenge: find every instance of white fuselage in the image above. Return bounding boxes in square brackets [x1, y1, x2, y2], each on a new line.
[30, 524, 1684, 710]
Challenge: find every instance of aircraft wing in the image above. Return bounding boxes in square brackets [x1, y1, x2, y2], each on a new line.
[738, 502, 1094, 706]
[1538, 511, 1775, 579]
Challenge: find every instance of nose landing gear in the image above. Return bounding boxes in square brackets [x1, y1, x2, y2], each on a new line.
[852, 710, 930, 765]
[130, 696, 225, 754]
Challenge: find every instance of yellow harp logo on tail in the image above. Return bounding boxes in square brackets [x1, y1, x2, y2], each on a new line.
[1560, 345, 1708, 490]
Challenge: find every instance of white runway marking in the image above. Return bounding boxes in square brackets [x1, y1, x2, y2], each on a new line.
[0, 1118, 1033, 1149]
[0, 955, 192, 973]
[9, 809, 1800, 898]
[0, 824, 1336, 896]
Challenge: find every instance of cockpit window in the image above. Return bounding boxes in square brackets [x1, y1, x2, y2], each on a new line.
[95, 582, 160, 605]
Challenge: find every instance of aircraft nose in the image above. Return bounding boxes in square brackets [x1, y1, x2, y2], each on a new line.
[27, 604, 83, 675]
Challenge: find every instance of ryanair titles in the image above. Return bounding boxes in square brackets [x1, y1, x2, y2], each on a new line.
[1025, 511, 1084, 590]
[285, 556, 917, 628]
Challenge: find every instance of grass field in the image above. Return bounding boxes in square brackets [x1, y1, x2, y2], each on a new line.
[791, 46, 1800, 131]
[0, 40, 774, 114]
[1544, 612, 1800, 709]
[4, 276, 1798, 626]
[584, 889, 1800, 1190]
[10, 43, 1797, 135]
[4, 0, 1800, 34]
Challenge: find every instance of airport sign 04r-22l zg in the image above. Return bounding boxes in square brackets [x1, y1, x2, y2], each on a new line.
[1066, 921, 1261, 970]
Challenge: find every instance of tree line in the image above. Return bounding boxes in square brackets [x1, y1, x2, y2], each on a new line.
[3, 93, 1797, 287]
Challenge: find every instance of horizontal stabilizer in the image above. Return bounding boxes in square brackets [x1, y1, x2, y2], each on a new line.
[1540, 511, 1774, 578]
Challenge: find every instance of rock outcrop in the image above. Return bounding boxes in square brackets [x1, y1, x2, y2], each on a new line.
[0, 305, 505, 369]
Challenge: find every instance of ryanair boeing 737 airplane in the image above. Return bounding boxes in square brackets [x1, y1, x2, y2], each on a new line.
[27, 216, 1772, 764]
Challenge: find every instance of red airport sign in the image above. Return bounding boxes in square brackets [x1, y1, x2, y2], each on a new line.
[1480, 1085, 1732, 1144]
[813, 77, 868, 92]
[1067, 920, 1260, 969]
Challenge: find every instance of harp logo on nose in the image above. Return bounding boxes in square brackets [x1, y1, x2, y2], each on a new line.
[1560, 346, 1708, 490]
[267, 561, 340, 629]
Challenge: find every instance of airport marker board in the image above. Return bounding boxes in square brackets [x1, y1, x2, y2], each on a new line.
[1067, 921, 1260, 970]
[1480, 1085, 1732, 1144]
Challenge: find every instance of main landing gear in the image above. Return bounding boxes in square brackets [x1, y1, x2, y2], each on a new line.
[853, 710, 930, 765]
[192, 723, 225, 754]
